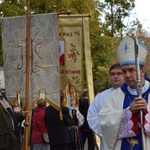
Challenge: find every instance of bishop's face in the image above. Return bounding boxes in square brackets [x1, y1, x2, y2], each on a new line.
[121, 64, 145, 89]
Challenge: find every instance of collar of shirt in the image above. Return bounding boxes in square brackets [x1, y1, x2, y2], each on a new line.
[127, 80, 150, 95]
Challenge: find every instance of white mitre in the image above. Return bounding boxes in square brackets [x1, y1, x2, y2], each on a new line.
[117, 36, 148, 66]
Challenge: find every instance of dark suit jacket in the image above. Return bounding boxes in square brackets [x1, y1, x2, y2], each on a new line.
[45, 105, 74, 145]
[79, 98, 91, 131]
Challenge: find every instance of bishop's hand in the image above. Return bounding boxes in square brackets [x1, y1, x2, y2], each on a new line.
[129, 97, 147, 114]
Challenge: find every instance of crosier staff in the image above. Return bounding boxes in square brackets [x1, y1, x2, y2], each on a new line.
[134, 36, 146, 150]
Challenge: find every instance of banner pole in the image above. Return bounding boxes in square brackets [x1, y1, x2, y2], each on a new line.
[23, 0, 30, 149]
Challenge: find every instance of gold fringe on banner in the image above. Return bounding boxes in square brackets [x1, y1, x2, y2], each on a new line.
[29, 89, 63, 120]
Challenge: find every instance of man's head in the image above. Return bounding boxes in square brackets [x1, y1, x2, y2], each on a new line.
[117, 36, 148, 89]
[121, 64, 145, 89]
[109, 63, 124, 89]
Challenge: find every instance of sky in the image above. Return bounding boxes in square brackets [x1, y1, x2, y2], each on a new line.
[132, 0, 150, 31]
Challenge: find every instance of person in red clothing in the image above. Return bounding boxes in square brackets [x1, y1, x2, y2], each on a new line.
[31, 98, 50, 150]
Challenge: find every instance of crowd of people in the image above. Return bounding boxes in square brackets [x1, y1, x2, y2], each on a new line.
[0, 89, 96, 150]
[31, 91, 96, 150]
[1, 35, 150, 150]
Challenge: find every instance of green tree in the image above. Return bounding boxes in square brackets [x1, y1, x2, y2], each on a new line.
[0, 0, 119, 92]
[98, 0, 139, 38]
[0, 0, 147, 93]
[0, 0, 26, 17]
[0, 0, 26, 66]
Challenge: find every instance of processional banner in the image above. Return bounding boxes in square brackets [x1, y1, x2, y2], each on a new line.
[1, 13, 60, 106]
[59, 15, 94, 102]
[59, 15, 84, 94]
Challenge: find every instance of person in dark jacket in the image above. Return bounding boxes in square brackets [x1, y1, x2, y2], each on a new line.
[79, 89, 96, 150]
[0, 94, 26, 150]
[45, 92, 74, 150]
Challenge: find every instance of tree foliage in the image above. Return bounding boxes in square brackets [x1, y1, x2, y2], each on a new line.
[0, 0, 26, 17]
[0, 0, 149, 93]
[0, 0, 26, 66]
[98, 0, 141, 38]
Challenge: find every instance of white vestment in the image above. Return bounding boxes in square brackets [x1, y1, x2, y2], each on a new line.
[87, 87, 115, 150]
[98, 83, 150, 150]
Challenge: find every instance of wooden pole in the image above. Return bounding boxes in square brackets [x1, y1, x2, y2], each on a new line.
[23, 0, 30, 149]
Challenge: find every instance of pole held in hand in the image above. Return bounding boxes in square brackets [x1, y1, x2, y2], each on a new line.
[134, 35, 146, 150]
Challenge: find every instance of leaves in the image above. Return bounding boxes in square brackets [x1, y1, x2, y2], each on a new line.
[0, 0, 150, 93]
[98, 0, 138, 38]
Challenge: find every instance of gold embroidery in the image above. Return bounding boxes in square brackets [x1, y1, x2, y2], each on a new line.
[127, 137, 139, 150]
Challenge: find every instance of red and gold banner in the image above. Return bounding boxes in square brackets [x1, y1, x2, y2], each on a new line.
[59, 15, 94, 96]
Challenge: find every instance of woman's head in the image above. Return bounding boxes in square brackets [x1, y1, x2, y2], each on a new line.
[37, 98, 46, 107]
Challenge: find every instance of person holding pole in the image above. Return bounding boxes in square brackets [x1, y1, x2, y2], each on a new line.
[98, 35, 150, 150]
